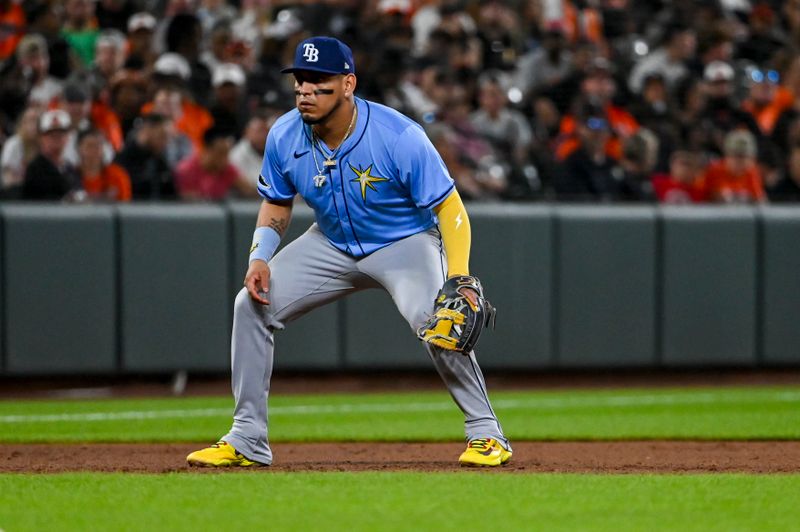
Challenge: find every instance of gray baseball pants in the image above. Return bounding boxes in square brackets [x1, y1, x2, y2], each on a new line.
[223, 224, 510, 464]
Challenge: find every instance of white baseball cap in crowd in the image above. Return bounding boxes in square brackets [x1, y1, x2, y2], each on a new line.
[153, 53, 191, 80]
[128, 12, 157, 33]
[704, 61, 734, 82]
[39, 109, 72, 133]
[212, 63, 246, 88]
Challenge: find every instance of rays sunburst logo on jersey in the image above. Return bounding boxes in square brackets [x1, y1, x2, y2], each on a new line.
[349, 164, 389, 202]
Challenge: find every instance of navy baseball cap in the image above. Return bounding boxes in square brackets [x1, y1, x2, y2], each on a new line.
[281, 36, 355, 75]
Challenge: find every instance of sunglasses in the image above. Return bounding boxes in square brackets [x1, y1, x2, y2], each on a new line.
[751, 69, 779, 84]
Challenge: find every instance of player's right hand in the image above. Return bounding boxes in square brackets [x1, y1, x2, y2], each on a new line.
[244, 260, 271, 305]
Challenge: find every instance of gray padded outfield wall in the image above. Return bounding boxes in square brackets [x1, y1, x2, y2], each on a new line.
[344, 204, 553, 369]
[469, 204, 552, 369]
[660, 207, 757, 366]
[0, 210, 3, 373]
[1, 204, 116, 374]
[760, 207, 800, 364]
[3, 203, 800, 375]
[556, 206, 657, 368]
[344, 289, 427, 369]
[118, 204, 230, 372]
[229, 201, 341, 370]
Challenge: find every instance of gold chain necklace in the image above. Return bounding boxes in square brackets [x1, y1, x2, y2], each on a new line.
[311, 106, 357, 188]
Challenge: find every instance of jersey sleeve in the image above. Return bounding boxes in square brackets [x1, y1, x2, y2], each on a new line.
[258, 130, 296, 201]
[393, 124, 455, 209]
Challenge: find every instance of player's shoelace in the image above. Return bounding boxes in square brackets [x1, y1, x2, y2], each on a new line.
[467, 438, 493, 450]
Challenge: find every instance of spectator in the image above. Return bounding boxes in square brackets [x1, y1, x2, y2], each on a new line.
[62, 0, 101, 67]
[737, 4, 785, 65]
[618, 129, 658, 201]
[556, 58, 639, 161]
[114, 113, 176, 199]
[696, 61, 761, 156]
[142, 53, 214, 151]
[556, 106, 623, 201]
[628, 23, 696, 94]
[652, 149, 706, 203]
[526, 95, 562, 194]
[209, 62, 247, 138]
[90, 30, 127, 96]
[175, 127, 251, 200]
[164, 13, 212, 107]
[471, 73, 532, 168]
[474, 0, 523, 71]
[76, 128, 131, 201]
[513, 22, 572, 103]
[767, 143, 800, 202]
[629, 73, 681, 169]
[701, 130, 766, 204]
[201, 20, 233, 73]
[229, 111, 275, 194]
[691, 29, 735, 80]
[22, 110, 76, 200]
[427, 123, 506, 201]
[545, 39, 599, 114]
[25, 2, 73, 79]
[150, 88, 194, 169]
[741, 67, 793, 136]
[2, 34, 63, 113]
[436, 83, 509, 200]
[95, 0, 137, 34]
[108, 68, 148, 140]
[61, 82, 115, 168]
[0, 0, 25, 65]
[125, 12, 157, 69]
[1, 107, 40, 196]
[197, 0, 238, 35]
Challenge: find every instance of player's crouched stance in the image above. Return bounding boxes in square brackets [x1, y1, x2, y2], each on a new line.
[187, 36, 511, 469]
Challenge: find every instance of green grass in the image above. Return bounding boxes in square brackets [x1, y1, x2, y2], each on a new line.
[1, 472, 798, 531]
[1, 386, 799, 443]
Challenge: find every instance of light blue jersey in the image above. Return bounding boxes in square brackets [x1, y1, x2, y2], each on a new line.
[258, 97, 454, 258]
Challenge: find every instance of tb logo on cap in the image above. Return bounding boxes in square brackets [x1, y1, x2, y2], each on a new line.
[302, 43, 319, 62]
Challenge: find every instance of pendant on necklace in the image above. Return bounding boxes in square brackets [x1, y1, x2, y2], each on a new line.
[313, 174, 327, 187]
[323, 159, 337, 167]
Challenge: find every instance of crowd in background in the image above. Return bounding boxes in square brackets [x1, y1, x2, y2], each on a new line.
[2, 0, 800, 204]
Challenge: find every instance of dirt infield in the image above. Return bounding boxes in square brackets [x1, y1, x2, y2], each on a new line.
[2, 441, 799, 474]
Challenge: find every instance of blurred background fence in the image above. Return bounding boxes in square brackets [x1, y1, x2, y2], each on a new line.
[0, 202, 798, 375]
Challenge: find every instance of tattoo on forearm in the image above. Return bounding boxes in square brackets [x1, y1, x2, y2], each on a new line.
[268, 217, 288, 236]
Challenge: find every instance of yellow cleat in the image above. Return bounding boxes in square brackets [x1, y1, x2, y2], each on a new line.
[458, 438, 512, 467]
[186, 441, 264, 468]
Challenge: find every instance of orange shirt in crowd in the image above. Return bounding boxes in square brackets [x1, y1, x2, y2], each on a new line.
[700, 159, 765, 203]
[555, 105, 639, 160]
[563, 2, 604, 46]
[741, 86, 794, 135]
[141, 99, 213, 151]
[651, 174, 707, 203]
[82, 163, 132, 201]
[91, 101, 124, 151]
[0, 2, 25, 61]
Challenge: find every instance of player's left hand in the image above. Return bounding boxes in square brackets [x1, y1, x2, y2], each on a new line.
[460, 287, 479, 310]
[416, 275, 496, 354]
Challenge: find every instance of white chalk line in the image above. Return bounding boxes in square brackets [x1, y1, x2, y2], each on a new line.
[1, 391, 799, 424]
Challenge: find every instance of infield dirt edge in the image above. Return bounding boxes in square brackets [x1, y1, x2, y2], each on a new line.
[3, 441, 799, 474]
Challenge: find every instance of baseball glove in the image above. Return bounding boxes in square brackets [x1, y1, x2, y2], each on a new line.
[416, 275, 496, 354]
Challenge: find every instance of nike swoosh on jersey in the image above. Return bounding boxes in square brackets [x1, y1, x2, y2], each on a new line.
[294, 150, 309, 159]
[258, 175, 271, 189]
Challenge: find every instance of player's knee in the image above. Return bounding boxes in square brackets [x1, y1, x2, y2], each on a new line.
[233, 288, 253, 316]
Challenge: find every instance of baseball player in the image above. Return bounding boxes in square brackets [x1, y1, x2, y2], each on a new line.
[187, 36, 511, 468]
